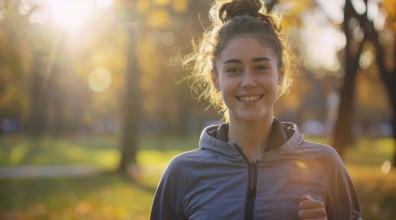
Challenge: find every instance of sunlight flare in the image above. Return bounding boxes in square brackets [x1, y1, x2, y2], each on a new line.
[96, 0, 113, 9]
[295, 160, 307, 169]
[88, 68, 112, 93]
[50, 0, 93, 29]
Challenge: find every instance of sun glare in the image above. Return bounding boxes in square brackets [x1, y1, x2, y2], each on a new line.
[96, 0, 113, 9]
[301, 11, 346, 72]
[88, 68, 112, 93]
[50, 0, 94, 29]
[317, 0, 344, 24]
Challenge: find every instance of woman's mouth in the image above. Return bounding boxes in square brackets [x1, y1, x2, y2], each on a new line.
[237, 95, 263, 102]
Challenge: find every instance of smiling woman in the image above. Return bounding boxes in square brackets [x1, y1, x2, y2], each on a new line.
[150, 0, 362, 219]
[50, 0, 94, 29]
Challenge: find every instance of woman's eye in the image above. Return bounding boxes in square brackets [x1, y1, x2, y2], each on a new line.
[255, 65, 269, 72]
[226, 68, 241, 75]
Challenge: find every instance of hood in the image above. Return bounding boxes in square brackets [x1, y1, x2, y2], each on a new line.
[198, 118, 305, 160]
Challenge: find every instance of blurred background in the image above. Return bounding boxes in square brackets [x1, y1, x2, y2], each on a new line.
[0, 0, 395, 219]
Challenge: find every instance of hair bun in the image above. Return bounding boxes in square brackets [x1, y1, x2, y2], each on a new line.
[219, 0, 263, 23]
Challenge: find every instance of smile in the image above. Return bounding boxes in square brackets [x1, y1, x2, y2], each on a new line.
[237, 95, 263, 102]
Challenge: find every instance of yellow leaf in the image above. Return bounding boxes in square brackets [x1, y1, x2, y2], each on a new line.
[147, 8, 170, 28]
[279, 0, 312, 15]
[137, 0, 151, 13]
[153, 0, 171, 6]
[383, 0, 396, 17]
[172, 0, 188, 13]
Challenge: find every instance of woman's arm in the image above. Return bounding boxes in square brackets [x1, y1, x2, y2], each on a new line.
[150, 157, 187, 220]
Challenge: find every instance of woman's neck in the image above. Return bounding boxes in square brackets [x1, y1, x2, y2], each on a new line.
[228, 115, 273, 162]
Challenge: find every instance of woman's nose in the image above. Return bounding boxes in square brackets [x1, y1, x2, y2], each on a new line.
[241, 71, 256, 88]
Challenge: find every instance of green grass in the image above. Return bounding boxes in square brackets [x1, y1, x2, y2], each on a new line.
[0, 134, 395, 219]
[0, 134, 195, 219]
[0, 173, 156, 219]
[0, 135, 120, 169]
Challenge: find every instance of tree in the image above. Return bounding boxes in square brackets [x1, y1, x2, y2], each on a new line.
[266, 0, 395, 165]
[366, 5, 396, 166]
[115, 0, 204, 172]
[333, 0, 396, 166]
[117, 24, 141, 174]
[0, 1, 31, 133]
[332, 0, 365, 156]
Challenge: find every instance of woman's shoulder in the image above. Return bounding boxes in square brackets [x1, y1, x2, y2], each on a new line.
[164, 148, 217, 175]
[296, 140, 344, 166]
[299, 139, 338, 154]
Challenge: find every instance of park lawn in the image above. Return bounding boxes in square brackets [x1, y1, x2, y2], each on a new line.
[0, 134, 190, 220]
[0, 135, 395, 219]
[0, 173, 157, 220]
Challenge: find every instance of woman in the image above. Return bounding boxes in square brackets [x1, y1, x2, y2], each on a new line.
[150, 0, 361, 219]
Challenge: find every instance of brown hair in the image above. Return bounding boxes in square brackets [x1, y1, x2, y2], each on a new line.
[180, 0, 294, 121]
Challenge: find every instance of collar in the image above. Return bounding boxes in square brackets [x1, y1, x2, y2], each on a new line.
[209, 118, 293, 152]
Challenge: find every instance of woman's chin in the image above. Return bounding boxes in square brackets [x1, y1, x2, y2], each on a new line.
[231, 111, 272, 123]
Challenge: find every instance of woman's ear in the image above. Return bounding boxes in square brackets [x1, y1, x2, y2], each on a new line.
[211, 70, 220, 90]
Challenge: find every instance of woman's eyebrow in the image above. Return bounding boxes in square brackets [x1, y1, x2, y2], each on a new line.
[223, 57, 272, 65]
[224, 59, 241, 64]
[224, 57, 271, 64]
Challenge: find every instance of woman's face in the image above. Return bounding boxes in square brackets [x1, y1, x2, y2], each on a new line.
[213, 35, 282, 123]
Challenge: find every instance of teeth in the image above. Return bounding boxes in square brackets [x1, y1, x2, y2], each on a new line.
[239, 96, 261, 102]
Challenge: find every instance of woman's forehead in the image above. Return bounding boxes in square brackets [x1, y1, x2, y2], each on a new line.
[217, 35, 277, 61]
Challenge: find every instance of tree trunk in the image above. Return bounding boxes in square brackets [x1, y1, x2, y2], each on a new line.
[332, 62, 357, 156]
[27, 32, 63, 136]
[117, 24, 141, 174]
[377, 48, 396, 167]
[332, 0, 366, 157]
[27, 51, 49, 135]
[368, 28, 396, 166]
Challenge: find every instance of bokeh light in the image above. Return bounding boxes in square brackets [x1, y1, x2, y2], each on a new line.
[359, 49, 374, 69]
[317, 0, 344, 24]
[351, 0, 366, 15]
[50, 0, 93, 29]
[147, 8, 170, 28]
[153, 0, 171, 6]
[88, 68, 112, 93]
[381, 160, 391, 175]
[29, 8, 49, 25]
[172, 0, 188, 13]
[96, 0, 113, 9]
[301, 13, 346, 72]
[18, 0, 34, 16]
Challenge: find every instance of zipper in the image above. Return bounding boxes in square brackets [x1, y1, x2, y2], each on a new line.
[248, 162, 257, 194]
[233, 143, 258, 220]
[246, 161, 257, 220]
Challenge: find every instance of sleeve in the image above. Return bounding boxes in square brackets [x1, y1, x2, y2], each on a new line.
[325, 148, 362, 220]
[150, 156, 188, 220]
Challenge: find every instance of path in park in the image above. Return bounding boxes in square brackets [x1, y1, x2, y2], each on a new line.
[0, 165, 102, 178]
[0, 165, 163, 178]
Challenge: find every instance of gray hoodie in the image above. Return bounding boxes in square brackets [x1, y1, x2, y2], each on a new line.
[150, 118, 361, 220]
